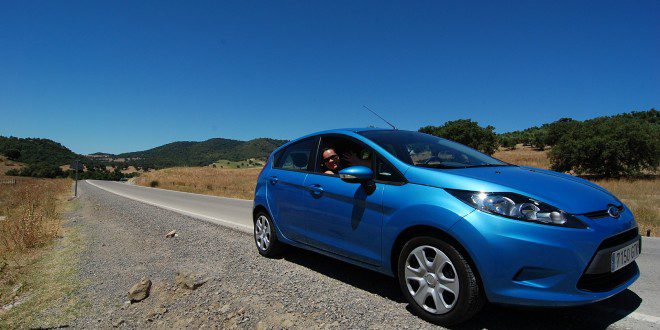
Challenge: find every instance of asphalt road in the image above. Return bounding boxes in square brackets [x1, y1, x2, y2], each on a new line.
[86, 179, 660, 328]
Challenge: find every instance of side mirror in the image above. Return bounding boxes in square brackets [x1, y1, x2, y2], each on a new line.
[339, 166, 374, 183]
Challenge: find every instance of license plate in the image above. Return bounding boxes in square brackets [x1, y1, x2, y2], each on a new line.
[611, 240, 640, 273]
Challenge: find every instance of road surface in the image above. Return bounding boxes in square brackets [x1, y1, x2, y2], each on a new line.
[86, 179, 660, 328]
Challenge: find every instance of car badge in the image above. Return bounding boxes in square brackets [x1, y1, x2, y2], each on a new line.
[607, 205, 621, 219]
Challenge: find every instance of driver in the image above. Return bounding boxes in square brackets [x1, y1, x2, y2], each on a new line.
[322, 148, 341, 174]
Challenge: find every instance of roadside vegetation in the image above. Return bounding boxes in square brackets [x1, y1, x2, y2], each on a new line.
[0, 176, 81, 327]
[134, 167, 261, 200]
[496, 109, 658, 177]
[211, 158, 266, 169]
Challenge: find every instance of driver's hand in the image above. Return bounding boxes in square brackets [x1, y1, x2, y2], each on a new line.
[342, 150, 358, 165]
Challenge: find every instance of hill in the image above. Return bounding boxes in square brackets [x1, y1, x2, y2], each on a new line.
[498, 109, 658, 148]
[0, 136, 78, 166]
[118, 137, 287, 168]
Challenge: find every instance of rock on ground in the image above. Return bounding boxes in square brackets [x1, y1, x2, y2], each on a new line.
[128, 277, 151, 302]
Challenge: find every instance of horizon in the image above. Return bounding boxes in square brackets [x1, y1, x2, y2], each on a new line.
[0, 108, 655, 155]
[1, 1, 658, 154]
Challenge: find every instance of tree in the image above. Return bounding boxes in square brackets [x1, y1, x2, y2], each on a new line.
[498, 136, 517, 150]
[15, 163, 65, 178]
[420, 119, 498, 155]
[531, 130, 548, 151]
[3, 149, 21, 160]
[544, 118, 578, 146]
[549, 117, 659, 177]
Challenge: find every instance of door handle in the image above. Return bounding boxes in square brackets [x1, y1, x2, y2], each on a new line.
[269, 176, 279, 185]
[308, 184, 324, 196]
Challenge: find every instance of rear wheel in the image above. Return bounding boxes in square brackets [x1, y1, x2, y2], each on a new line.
[254, 211, 284, 257]
[397, 236, 484, 326]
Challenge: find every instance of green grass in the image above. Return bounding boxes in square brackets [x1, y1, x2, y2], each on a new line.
[211, 158, 265, 169]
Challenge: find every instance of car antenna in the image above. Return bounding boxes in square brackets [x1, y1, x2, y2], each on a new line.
[363, 105, 397, 130]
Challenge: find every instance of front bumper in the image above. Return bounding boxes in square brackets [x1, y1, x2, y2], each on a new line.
[450, 207, 640, 307]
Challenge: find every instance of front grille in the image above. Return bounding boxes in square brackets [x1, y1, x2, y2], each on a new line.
[577, 262, 638, 292]
[576, 227, 640, 292]
[599, 227, 639, 250]
[582, 205, 624, 219]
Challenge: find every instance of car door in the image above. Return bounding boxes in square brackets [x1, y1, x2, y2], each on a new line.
[301, 135, 386, 266]
[266, 136, 318, 243]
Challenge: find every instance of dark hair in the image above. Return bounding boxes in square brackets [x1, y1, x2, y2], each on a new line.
[322, 146, 336, 155]
[320, 146, 338, 171]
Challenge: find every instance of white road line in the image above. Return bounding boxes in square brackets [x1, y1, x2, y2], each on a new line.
[85, 180, 252, 233]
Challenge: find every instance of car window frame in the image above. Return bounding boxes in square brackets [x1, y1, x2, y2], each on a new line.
[311, 133, 407, 185]
[374, 154, 407, 186]
[272, 136, 320, 173]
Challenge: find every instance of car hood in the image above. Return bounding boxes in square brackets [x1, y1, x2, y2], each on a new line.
[404, 165, 620, 214]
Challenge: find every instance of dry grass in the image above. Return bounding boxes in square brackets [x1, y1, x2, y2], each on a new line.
[0, 176, 72, 319]
[0, 177, 71, 258]
[592, 178, 658, 236]
[0, 156, 24, 175]
[493, 145, 551, 169]
[494, 147, 658, 236]
[134, 167, 261, 200]
[0, 181, 81, 328]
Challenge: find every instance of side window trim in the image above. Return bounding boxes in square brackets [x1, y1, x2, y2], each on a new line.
[373, 152, 407, 185]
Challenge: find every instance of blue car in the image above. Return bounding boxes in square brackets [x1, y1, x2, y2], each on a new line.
[252, 128, 641, 325]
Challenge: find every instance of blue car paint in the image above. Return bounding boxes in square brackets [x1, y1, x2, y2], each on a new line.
[253, 128, 640, 307]
[301, 172, 384, 265]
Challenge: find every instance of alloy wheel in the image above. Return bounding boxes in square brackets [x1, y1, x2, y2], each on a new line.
[254, 215, 271, 251]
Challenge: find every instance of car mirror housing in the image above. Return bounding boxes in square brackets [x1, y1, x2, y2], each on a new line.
[339, 166, 374, 183]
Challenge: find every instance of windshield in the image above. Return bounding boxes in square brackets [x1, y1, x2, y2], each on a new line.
[358, 130, 509, 169]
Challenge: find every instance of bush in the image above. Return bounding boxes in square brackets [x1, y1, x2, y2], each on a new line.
[3, 149, 21, 160]
[8, 163, 66, 178]
[5, 168, 19, 176]
[419, 119, 498, 155]
[549, 117, 659, 177]
[150, 180, 159, 187]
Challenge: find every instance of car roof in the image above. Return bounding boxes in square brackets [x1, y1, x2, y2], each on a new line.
[314, 127, 395, 135]
[273, 127, 397, 154]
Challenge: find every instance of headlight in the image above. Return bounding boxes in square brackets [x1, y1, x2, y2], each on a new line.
[446, 189, 587, 228]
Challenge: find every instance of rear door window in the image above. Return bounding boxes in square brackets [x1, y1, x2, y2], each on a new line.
[274, 137, 317, 172]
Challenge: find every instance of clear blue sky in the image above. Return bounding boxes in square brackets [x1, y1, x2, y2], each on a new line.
[1, 1, 658, 154]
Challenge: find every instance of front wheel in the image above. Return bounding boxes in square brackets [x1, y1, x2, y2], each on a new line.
[254, 211, 284, 257]
[397, 236, 484, 326]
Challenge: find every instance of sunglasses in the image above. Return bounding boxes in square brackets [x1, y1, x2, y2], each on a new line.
[323, 155, 339, 162]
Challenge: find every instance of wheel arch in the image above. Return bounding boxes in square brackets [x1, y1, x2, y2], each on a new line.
[390, 225, 485, 294]
[253, 204, 270, 223]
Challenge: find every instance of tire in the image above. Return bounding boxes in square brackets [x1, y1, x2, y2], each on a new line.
[397, 236, 484, 326]
[253, 211, 285, 257]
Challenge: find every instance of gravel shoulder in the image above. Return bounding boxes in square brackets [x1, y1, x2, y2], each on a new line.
[61, 182, 434, 329]
[34, 181, 655, 329]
